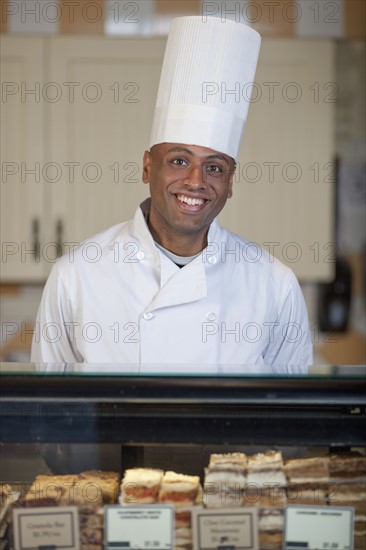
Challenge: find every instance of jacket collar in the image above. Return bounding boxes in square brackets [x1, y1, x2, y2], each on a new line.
[129, 199, 222, 307]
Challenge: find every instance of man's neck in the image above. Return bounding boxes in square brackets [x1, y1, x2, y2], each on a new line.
[150, 226, 207, 256]
[147, 220, 207, 257]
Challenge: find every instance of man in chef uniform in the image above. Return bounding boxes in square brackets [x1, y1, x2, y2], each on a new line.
[31, 17, 313, 369]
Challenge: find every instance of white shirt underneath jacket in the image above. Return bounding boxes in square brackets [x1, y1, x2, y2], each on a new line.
[31, 199, 313, 369]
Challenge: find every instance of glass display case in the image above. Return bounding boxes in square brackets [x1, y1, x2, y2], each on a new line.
[1, 363, 365, 550]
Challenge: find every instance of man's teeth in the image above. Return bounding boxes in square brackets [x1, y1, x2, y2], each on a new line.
[177, 195, 205, 206]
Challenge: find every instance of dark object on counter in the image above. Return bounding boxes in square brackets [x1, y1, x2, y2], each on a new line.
[318, 257, 352, 332]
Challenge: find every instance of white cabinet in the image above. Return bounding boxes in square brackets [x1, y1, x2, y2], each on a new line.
[1, 36, 164, 281]
[45, 36, 165, 252]
[1, 36, 334, 282]
[0, 36, 45, 282]
[219, 39, 335, 281]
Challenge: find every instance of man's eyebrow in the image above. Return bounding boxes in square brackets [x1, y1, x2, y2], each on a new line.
[206, 154, 230, 165]
[166, 147, 194, 155]
[167, 147, 232, 165]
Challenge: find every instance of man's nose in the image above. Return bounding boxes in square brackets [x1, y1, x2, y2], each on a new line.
[183, 165, 205, 188]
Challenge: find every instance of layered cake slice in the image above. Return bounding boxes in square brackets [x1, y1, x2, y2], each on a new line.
[284, 456, 330, 483]
[79, 514, 104, 550]
[208, 453, 248, 472]
[204, 452, 247, 508]
[158, 471, 200, 507]
[284, 456, 330, 505]
[287, 482, 328, 505]
[354, 516, 366, 550]
[79, 470, 120, 504]
[80, 525, 103, 548]
[258, 508, 284, 550]
[79, 513, 104, 529]
[328, 481, 366, 515]
[247, 451, 287, 486]
[329, 452, 366, 481]
[68, 479, 104, 513]
[175, 507, 193, 550]
[328, 452, 366, 550]
[21, 472, 111, 550]
[175, 526, 193, 550]
[120, 468, 164, 504]
[243, 451, 287, 507]
[24, 474, 78, 506]
[175, 507, 192, 529]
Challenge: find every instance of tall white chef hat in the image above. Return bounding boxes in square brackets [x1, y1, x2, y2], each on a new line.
[149, 16, 261, 161]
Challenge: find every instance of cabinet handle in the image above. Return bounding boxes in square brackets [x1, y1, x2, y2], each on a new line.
[56, 219, 64, 258]
[32, 218, 40, 262]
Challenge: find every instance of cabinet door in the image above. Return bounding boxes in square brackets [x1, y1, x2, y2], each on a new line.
[46, 36, 165, 270]
[0, 36, 45, 282]
[219, 40, 335, 281]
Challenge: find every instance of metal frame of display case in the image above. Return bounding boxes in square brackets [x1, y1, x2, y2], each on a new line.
[1, 367, 366, 448]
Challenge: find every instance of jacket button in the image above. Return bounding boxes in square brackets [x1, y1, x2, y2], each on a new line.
[143, 312, 153, 320]
[136, 250, 145, 260]
[208, 256, 217, 264]
[206, 312, 216, 321]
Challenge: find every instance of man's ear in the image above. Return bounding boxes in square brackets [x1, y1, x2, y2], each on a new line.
[142, 150, 151, 184]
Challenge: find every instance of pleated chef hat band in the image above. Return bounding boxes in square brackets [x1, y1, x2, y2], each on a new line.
[149, 16, 261, 161]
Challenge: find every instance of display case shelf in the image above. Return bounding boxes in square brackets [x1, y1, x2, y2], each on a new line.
[1, 364, 365, 447]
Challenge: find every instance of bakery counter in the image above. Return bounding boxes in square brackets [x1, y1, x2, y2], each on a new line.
[1, 363, 366, 447]
[1, 364, 365, 550]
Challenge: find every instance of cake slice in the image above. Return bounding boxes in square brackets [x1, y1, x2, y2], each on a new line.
[287, 482, 328, 505]
[258, 508, 284, 550]
[243, 451, 287, 508]
[284, 456, 330, 506]
[208, 453, 247, 471]
[259, 529, 283, 550]
[329, 452, 366, 481]
[79, 470, 120, 504]
[328, 482, 366, 515]
[258, 507, 284, 531]
[247, 451, 287, 486]
[175, 527, 193, 550]
[159, 471, 200, 507]
[327, 451, 366, 550]
[175, 507, 192, 529]
[68, 479, 104, 513]
[79, 513, 104, 529]
[284, 456, 330, 483]
[120, 468, 164, 504]
[24, 474, 77, 506]
[204, 452, 247, 508]
[205, 452, 247, 485]
[354, 517, 366, 550]
[80, 528, 103, 546]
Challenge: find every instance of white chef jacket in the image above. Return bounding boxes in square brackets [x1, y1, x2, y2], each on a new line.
[31, 200, 313, 368]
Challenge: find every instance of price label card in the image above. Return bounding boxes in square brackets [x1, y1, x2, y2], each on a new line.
[284, 505, 354, 550]
[192, 506, 258, 550]
[105, 505, 174, 550]
[12, 506, 80, 550]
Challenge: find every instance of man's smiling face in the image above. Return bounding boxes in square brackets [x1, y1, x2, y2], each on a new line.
[142, 143, 236, 253]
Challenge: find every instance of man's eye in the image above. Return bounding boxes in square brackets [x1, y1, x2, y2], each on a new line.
[171, 158, 187, 166]
[206, 164, 223, 174]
